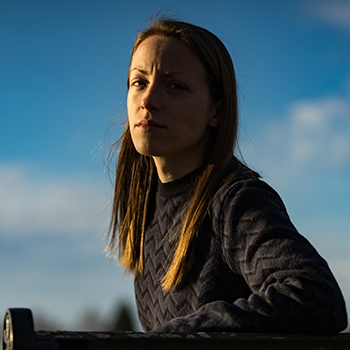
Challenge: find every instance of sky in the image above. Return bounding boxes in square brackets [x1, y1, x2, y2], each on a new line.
[1, 0, 350, 331]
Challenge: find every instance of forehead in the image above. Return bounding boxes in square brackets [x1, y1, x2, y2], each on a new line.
[130, 35, 205, 76]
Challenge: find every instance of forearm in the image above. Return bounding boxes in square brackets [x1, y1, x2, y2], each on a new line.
[152, 276, 346, 333]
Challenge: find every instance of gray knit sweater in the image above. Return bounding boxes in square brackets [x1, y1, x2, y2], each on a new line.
[134, 158, 347, 333]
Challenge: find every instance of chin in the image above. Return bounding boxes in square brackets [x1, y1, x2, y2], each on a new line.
[134, 146, 158, 157]
[133, 142, 165, 157]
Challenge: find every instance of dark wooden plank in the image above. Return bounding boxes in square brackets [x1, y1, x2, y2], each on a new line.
[34, 330, 350, 350]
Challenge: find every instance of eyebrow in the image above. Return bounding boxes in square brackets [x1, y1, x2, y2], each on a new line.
[129, 67, 192, 79]
[129, 68, 148, 75]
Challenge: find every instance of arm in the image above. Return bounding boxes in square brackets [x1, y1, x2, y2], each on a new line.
[153, 180, 347, 333]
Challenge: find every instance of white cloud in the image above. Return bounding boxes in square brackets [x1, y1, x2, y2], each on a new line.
[0, 164, 134, 331]
[315, 0, 350, 31]
[286, 95, 350, 168]
[0, 164, 110, 238]
[243, 90, 350, 183]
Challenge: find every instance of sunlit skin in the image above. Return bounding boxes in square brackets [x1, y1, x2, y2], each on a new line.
[127, 35, 220, 183]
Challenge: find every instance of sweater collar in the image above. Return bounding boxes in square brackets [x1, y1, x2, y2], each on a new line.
[157, 167, 202, 198]
[156, 157, 243, 198]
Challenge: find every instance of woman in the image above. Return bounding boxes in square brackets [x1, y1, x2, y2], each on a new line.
[106, 19, 347, 333]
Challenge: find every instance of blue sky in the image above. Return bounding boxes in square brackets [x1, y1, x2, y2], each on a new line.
[1, 0, 349, 330]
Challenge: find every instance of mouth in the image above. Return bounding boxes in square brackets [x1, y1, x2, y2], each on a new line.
[136, 119, 164, 130]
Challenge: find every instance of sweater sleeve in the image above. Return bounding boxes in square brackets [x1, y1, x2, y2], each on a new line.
[152, 179, 347, 333]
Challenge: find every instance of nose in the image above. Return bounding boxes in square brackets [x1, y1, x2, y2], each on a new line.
[141, 85, 161, 111]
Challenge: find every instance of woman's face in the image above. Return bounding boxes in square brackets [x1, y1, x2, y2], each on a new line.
[127, 35, 219, 177]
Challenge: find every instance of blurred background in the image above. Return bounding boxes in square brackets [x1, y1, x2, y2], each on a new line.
[1, 0, 349, 332]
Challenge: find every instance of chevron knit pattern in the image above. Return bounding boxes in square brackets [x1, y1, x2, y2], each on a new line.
[134, 158, 347, 333]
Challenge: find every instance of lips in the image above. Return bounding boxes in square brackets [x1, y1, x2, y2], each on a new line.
[136, 119, 164, 130]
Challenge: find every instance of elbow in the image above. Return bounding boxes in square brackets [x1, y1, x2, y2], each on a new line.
[314, 293, 348, 334]
[331, 299, 348, 333]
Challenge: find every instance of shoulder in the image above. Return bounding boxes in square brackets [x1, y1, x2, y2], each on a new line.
[212, 159, 286, 220]
[211, 161, 307, 263]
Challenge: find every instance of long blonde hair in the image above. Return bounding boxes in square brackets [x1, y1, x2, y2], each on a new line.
[106, 19, 239, 290]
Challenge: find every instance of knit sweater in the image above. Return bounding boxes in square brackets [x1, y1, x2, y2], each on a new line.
[134, 158, 347, 333]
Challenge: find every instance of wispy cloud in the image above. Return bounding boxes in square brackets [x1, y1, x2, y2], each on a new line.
[312, 0, 350, 31]
[0, 164, 131, 331]
[0, 164, 109, 238]
[244, 88, 350, 183]
[286, 95, 350, 169]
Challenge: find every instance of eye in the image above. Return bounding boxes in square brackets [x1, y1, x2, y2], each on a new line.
[169, 82, 185, 90]
[131, 80, 147, 88]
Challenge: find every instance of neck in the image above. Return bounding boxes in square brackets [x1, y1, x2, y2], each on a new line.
[153, 155, 205, 183]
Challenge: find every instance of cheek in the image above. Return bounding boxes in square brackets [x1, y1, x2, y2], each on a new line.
[128, 126, 142, 154]
[126, 95, 132, 118]
[127, 99, 138, 126]
[181, 101, 213, 131]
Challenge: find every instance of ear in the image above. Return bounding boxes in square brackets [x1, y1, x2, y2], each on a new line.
[209, 100, 222, 128]
[209, 115, 220, 128]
